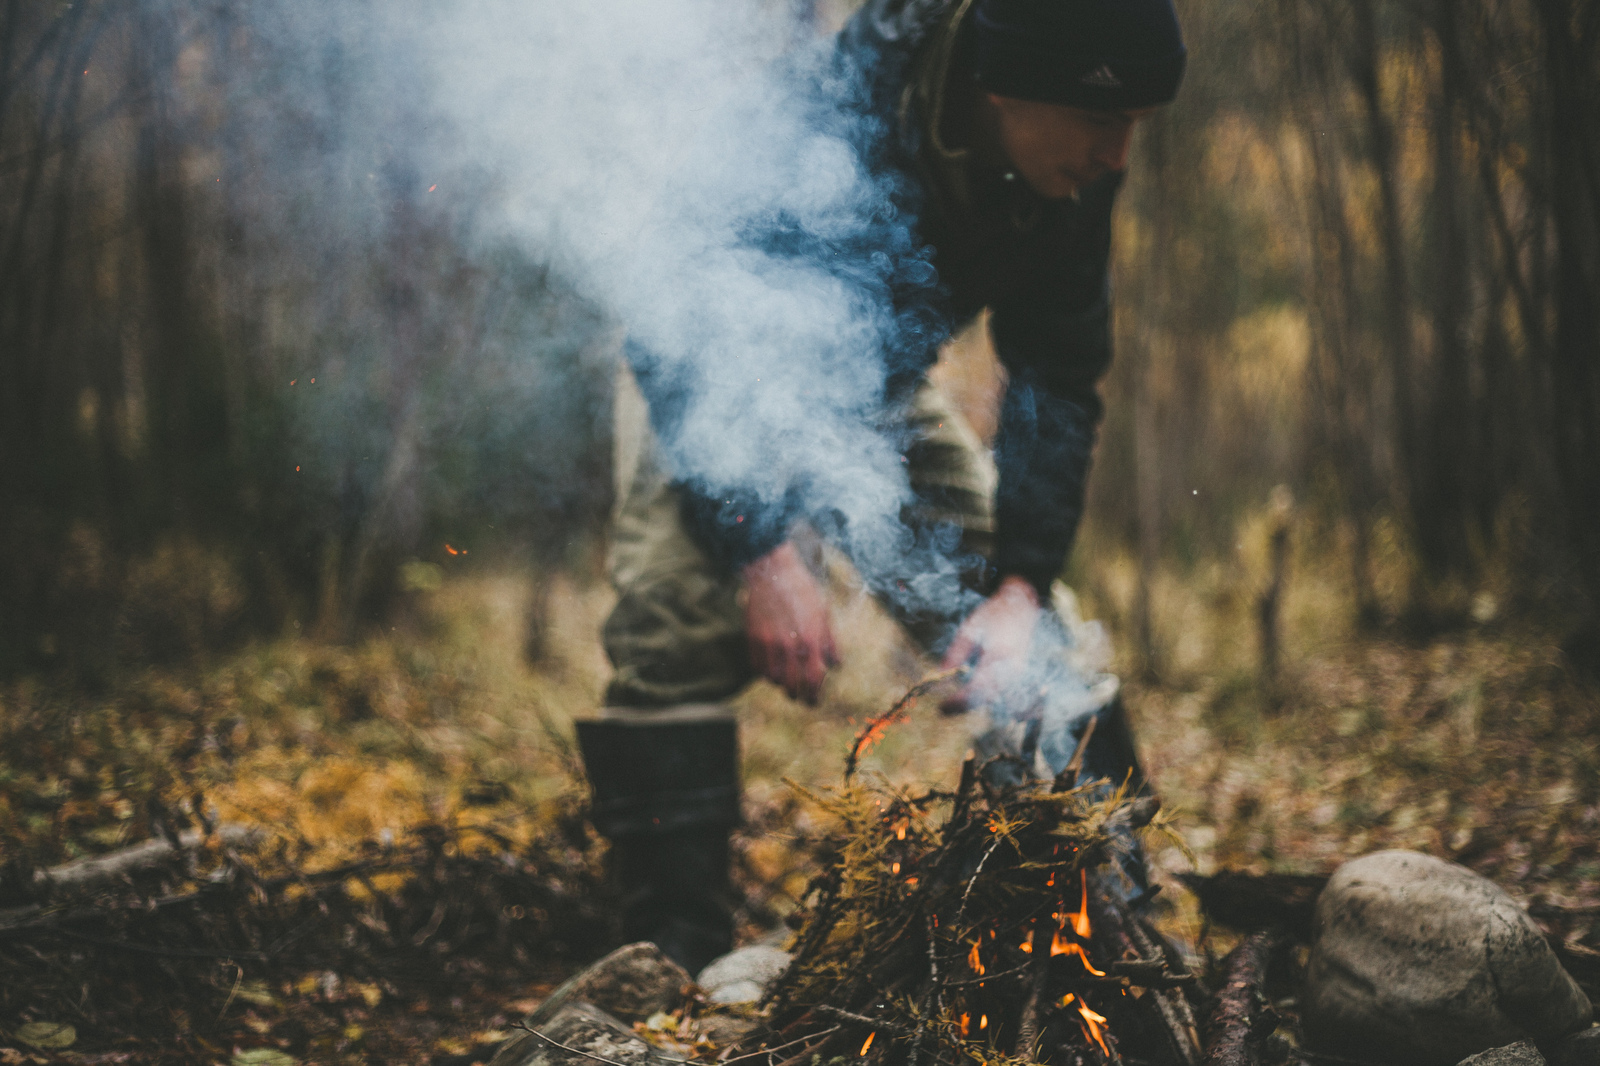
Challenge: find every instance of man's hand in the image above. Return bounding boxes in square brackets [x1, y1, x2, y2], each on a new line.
[941, 575, 1043, 713]
[742, 541, 839, 705]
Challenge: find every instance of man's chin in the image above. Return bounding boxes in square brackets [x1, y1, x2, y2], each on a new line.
[1021, 170, 1084, 200]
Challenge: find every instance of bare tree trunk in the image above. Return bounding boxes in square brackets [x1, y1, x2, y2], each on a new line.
[1350, 0, 1422, 609]
[1132, 114, 1173, 681]
[1290, 0, 1382, 625]
[1416, 0, 1475, 584]
[1537, 0, 1600, 665]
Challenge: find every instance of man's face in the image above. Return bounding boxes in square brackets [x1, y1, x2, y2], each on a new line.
[984, 95, 1156, 200]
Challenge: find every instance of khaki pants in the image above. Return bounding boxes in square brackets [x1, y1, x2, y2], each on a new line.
[602, 375, 997, 708]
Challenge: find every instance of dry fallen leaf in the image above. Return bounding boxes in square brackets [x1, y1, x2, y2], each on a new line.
[230, 1050, 295, 1066]
[15, 1022, 75, 1050]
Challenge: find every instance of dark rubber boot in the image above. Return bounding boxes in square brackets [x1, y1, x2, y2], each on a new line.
[575, 717, 739, 975]
[612, 827, 733, 975]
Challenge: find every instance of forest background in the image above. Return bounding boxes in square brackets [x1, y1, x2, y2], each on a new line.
[2, 0, 1600, 1060]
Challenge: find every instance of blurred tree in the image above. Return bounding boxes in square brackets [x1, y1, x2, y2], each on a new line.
[0, 0, 613, 679]
[1536, 0, 1600, 665]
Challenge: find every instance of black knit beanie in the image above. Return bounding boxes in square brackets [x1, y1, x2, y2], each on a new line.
[971, 0, 1186, 110]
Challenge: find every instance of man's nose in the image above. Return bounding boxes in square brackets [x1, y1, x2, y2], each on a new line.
[1094, 126, 1135, 173]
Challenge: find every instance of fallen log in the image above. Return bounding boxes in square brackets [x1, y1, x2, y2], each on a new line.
[0, 823, 266, 932]
[1201, 931, 1282, 1066]
[35, 823, 264, 894]
[1179, 871, 1326, 941]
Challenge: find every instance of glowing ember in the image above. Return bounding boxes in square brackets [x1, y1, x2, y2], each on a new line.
[858, 1033, 875, 1056]
[851, 711, 904, 760]
[891, 862, 901, 875]
[957, 1013, 970, 1038]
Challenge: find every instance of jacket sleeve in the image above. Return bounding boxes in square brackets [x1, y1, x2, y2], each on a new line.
[987, 179, 1117, 594]
[624, 337, 797, 571]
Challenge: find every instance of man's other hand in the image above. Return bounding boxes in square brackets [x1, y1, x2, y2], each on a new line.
[941, 575, 1042, 713]
[742, 541, 839, 705]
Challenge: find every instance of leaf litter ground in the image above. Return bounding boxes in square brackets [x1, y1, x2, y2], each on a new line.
[3, 573, 1599, 1063]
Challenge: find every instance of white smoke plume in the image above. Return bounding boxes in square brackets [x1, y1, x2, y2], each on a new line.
[410, 0, 973, 622]
[204, 0, 1106, 735]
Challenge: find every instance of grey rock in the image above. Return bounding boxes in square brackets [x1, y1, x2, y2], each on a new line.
[1304, 850, 1593, 1066]
[696, 944, 791, 1006]
[1547, 1026, 1600, 1066]
[1458, 1041, 1546, 1066]
[489, 1001, 680, 1066]
[527, 942, 691, 1027]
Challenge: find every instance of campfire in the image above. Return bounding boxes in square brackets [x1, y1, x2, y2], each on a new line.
[739, 738, 1212, 1066]
[485, 688, 1596, 1066]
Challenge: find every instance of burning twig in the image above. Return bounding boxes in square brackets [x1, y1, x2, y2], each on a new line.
[844, 667, 969, 780]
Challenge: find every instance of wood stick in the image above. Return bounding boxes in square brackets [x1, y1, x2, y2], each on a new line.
[1201, 932, 1281, 1066]
[1088, 883, 1201, 1066]
[1053, 716, 1099, 792]
[35, 823, 263, 894]
[1128, 914, 1203, 1066]
[1178, 871, 1326, 942]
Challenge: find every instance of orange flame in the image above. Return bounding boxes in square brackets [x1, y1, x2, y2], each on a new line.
[1078, 1003, 1110, 1055]
[957, 1013, 970, 1038]
[1049, 937, 1105, 975]
[859, 1033, 875, 1056]
[967, 940, 985, 975]
[1049, 870, 1105, 975]
[979, 1014, 988, 1031]
[1059, 996, 1110, 1056]
[1070, 869, 1092, 937]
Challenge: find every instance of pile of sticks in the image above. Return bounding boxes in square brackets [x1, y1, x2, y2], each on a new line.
[732, 748, 1232, 1066]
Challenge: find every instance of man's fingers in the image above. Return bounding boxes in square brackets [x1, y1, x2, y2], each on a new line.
[783, 643, 807, 703]
[942, 631, 976, 671]
[748, 633, 769, 681]
[802, 645, 828, 704]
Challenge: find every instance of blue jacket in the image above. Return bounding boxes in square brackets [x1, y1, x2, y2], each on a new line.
[634, 0, 1117, 596]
